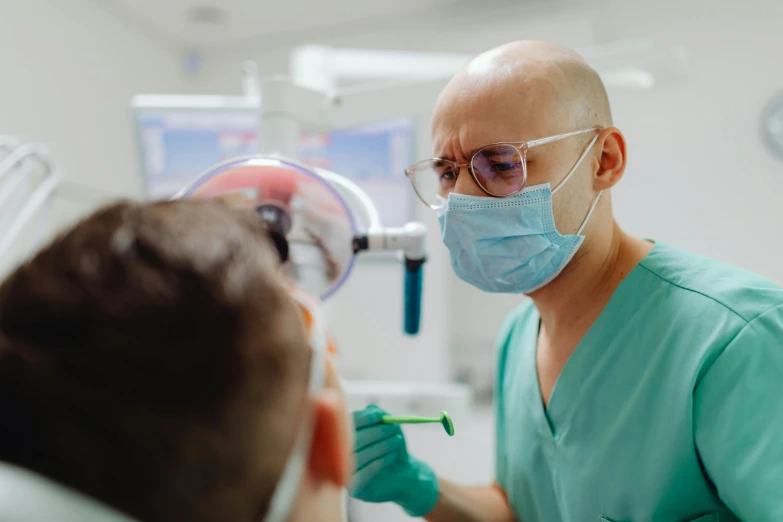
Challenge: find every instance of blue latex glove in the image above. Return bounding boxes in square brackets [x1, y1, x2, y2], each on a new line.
[349, 405, 439, 518]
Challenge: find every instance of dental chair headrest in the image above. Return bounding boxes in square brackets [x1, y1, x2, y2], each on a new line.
[0, 462, 141, 522]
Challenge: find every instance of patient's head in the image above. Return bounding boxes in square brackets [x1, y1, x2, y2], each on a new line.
[0, 199, 351, 522]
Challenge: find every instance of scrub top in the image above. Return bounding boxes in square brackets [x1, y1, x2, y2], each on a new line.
[495, 241, 783, 522]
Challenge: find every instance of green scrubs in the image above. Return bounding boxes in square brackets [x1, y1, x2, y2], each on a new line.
[495, 242, 783, 522]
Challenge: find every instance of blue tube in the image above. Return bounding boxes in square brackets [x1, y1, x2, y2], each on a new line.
[404, 263, 423, 335]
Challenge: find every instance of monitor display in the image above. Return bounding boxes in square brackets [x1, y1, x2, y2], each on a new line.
[134, 105, 414, 227]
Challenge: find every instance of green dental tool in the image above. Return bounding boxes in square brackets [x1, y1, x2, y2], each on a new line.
[381, 410, 455, 437]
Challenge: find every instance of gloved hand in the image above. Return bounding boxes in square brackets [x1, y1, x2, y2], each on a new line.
[349, 405, 439, 518]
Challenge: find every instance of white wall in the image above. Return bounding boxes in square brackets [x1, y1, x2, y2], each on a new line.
[192, 2, 596, 93]
[606, 0, 783, 278]
[0, 0, 193, 250]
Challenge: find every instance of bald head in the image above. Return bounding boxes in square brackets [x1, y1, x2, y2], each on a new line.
[433, 41, 612, 161]
[430, 41, 628, 237]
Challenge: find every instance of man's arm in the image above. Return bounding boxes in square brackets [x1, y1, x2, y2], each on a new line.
[694, 304, 783, 521]
[424, 480, 516, 522]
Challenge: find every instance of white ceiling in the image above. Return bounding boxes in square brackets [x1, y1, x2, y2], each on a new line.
[95, 0, 520, 50]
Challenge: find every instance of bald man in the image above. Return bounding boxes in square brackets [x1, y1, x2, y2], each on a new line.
[349, 41, 783, 522]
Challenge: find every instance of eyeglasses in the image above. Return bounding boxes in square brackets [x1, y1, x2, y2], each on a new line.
[404, 127, 601, 209]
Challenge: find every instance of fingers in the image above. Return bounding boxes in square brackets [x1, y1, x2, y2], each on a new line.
[349, 404, 407, 499]
[350, 452, 399, 497]
[356, 433, 404, 470]
[355, 424, 400, 452]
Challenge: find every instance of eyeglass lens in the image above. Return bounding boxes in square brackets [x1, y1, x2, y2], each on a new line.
[406, 144, 526, 208]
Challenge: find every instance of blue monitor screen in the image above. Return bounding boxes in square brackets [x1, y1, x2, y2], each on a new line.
[134, 108, 414, 226]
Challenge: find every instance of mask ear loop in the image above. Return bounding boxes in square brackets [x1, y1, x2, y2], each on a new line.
[548, 132, 602, 236]
[576, 191, 602, 235]
[260, 290, 327, 522]
[551, 133, 600, 196]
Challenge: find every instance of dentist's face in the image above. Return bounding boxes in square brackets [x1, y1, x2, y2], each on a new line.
[430, 43, 603, 235]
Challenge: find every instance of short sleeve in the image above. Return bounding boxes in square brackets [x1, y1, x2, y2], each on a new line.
[694, 304, 783, 522]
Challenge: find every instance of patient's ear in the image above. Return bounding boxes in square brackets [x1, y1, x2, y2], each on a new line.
[309, 387, 352, 488]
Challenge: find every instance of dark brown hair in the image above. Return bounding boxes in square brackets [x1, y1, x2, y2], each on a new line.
[0, 199, 310, 522]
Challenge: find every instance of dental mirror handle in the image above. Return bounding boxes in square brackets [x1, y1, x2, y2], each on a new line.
[382, 415, 440, 424]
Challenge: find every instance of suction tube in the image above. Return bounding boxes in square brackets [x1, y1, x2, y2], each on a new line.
[355, 222, 427, 336]
[404, 258, 424, 335]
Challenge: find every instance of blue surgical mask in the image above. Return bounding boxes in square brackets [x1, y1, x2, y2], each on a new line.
[437, 135, 601, 294]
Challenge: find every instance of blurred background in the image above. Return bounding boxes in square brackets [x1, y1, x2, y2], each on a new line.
[2, 0, 782, 520]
